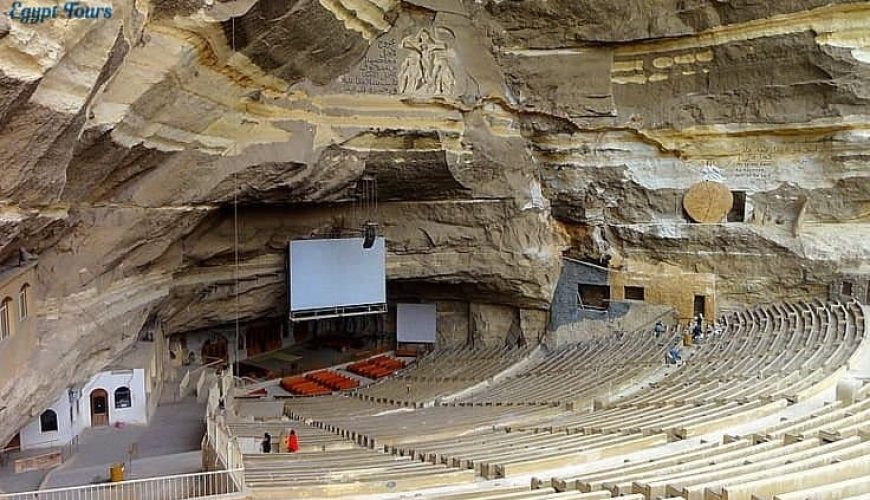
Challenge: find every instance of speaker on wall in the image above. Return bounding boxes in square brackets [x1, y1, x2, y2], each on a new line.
[362, 222, 378, 249]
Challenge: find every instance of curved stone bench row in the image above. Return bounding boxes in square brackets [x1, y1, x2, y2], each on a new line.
[452, 330, 674, 406]
[236, 417, 476, 496]
[350, 345, 532, 405]
[542, 432, 870, 500]
[273, 300, 868, 496]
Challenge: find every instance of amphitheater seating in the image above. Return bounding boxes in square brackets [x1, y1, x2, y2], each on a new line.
[436, 483, 645, 499]
[279, 375, 332, 396]
[534, 301, 870, 500]
[512, 300, 866, 440]
[346, 355, 405, 379]
[245, 448, 474, 496]
[452, 331, 672, 406]
[238, 299, 868, 497]
[542, 432, 870, 499]
[753, 394, 870, 444]
[772, 476, 870, 500]
[226, 419, 355, 452]
[305, 370, 359, 391]
[286, 396, 669, 479]
[286, 395, 567, 450]
[278, 369, 361, 396]
[234, 415, 474, 496]
[390, 427, 667, 479]
[353, 345, 532, 405]
[542, 432, 869, 497]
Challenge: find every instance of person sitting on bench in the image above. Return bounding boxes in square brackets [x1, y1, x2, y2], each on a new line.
[666, 345, 682, 365]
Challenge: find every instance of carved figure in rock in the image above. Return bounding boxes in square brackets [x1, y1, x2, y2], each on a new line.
[399, 55, 423, 94]
[432, 52, 455, 95]
[399, 28, 455, 96]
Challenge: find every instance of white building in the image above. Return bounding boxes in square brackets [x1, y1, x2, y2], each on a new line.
[18, 339, 164, 451]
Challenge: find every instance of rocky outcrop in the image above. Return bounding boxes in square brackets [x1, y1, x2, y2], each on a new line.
[0, 0, 867, 444]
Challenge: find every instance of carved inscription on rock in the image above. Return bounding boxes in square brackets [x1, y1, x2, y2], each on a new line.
[339, 36, 398, 94]
[732, 165, 773, 182]
[731, 144, 777, 182]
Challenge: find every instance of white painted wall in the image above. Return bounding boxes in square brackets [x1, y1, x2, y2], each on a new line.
[20, 369, 149, 450]
[18, 390, 75, 450]
[78, 369, 148, 429]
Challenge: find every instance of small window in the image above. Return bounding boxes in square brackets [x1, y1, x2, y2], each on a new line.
[578, 284, 610, 309]
[40, 410, 58, 433]
[18, 284, 29, 321]
[842, 281, 853, 296]
[114, 387, 132, 409]
[727, 191, 747, 222]
[624, 286, 645, 301]
[0, 297, 11, 341]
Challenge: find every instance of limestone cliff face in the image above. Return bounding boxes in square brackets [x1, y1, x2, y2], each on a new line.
[0, 0, 867, 443]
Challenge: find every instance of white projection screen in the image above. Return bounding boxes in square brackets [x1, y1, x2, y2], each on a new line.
[289, 238, 386, 312]
[396, 303, 437, 343]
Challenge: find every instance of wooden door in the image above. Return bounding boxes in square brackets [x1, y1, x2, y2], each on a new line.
[90, 389, 109, 426]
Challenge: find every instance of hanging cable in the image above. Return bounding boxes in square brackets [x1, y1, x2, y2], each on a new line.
[234, 172, 240, 379]
[231, 15, 241, 379]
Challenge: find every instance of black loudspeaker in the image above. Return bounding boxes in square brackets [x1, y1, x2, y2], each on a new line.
[362, 223, 377, 249]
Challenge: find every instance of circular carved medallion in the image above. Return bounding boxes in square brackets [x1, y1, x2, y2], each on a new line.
[683, 181, 733, 223]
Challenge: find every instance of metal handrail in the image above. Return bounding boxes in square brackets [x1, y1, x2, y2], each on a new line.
[0, 468, 244, 499]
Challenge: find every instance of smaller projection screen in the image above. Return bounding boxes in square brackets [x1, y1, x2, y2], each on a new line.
[396, 303, 437, 343]
[289, 238, 386, 312]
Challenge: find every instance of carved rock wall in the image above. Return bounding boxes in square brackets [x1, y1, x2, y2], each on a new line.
[0, 0, 867, 444]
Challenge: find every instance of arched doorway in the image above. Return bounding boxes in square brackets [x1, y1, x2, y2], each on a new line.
[90, 389, 109, 426]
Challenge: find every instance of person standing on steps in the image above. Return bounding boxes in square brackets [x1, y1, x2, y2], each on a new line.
[261, 432, 272, 453]
[654, 320, 665, 339]
[287, 429, 299, 453]
[277, 429, 287, 452]
[692, 320, 702, 344]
